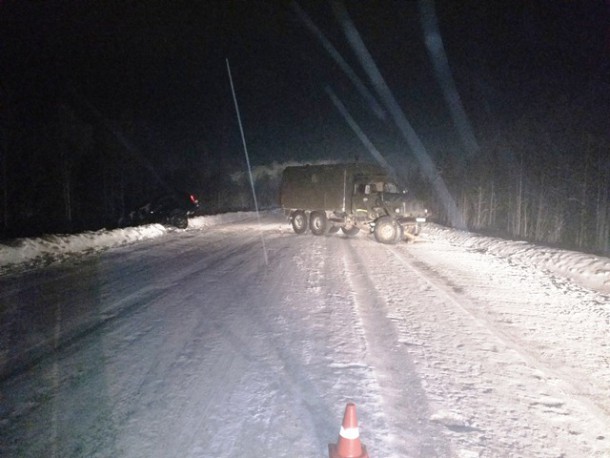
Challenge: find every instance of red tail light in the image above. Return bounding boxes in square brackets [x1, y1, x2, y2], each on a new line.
[190, 194, 199, 204]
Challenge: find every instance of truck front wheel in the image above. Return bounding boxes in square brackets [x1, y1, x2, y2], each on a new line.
[309, 211, 328, 236]
[374, 216, 400, 244]
[291, 210, 308, 234]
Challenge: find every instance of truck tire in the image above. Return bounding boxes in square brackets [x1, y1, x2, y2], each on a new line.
[341, 225, 360, 236]
[394, 223, 404, 243]
[374, 216, 399, 244]
[309, 211, 328, 236]
[291, 210, 308, 234]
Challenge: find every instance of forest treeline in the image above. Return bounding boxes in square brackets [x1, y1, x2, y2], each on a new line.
[1, 83, 609, 256]
[427, 85, 609, 256]
[0, 97, 248, 238]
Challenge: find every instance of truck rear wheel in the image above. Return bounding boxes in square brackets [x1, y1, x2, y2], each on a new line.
[291, 210, 308, 234]
[309, 211, 328, 236]
[374, 216, 400, 244]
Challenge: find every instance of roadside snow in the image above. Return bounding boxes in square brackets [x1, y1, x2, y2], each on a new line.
[426, 225, 610, 296]
[0, 212, 253, 272]
[2, 213, 609, 297]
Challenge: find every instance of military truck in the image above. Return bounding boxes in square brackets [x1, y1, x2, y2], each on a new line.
[279, 163, 427, 244]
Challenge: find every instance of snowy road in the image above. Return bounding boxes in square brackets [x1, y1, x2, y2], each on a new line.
[1, 212, 609, 457]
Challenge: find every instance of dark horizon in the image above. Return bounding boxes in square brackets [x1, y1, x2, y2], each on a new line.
[1, 1, 609, 254]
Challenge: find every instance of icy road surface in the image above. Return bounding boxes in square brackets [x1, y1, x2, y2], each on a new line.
[1, 212, 609, 457]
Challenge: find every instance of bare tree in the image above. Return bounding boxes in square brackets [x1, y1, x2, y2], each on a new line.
[56, 103, 92, 231]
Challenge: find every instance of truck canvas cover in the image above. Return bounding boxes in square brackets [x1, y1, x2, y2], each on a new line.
[280, 163, 387, 212]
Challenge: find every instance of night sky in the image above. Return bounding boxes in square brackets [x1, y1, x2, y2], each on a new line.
[1, 1, 609, 237]
[3, 1, 607, 158]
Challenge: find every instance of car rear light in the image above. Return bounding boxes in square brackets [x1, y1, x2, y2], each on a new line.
[190, 194, 199, 204]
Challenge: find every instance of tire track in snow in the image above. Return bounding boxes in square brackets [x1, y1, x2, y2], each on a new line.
[110, 230, 274, 457]
[390, 246, 610, 422]
[0, 229, 262, 382]
[363, 240, 610, 457]
[131, 230, 335, 456]
[333, 238, 452, 457]
[0, 230, 268, 457]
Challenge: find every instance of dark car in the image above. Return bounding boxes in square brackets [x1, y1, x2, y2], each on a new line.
[120, 192, 199, 229]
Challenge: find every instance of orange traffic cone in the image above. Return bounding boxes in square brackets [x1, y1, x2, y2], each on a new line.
[328, 403, 369, 458]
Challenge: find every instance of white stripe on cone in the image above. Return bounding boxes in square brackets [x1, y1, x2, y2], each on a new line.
[339, 426, 360, 440]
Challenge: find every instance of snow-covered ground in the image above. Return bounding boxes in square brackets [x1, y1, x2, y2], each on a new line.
[0, 212, 255, 273]
[2, 212, 609, 296]
[1, 210, 609, 457]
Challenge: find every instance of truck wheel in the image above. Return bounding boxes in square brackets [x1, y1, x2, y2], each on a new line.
[394, 223, 404, 243]
[374, 216, 399, 244]
[291, 210, 308, 234]
[309, 211, 328, 235]
[341, 225, 360, 236]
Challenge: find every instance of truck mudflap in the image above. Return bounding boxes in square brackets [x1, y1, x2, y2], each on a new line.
[400, 221, 423, 240]
[391, 215, 424, 241]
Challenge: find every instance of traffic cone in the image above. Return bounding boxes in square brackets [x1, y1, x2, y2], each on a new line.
[328, 402, 369, 458]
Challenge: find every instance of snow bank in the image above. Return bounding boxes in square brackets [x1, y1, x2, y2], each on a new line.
[0, 212, 255, 270]
[2, 215, 609, 297]
[425, 224, 610, 295]
[186, 211, 254, 229]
